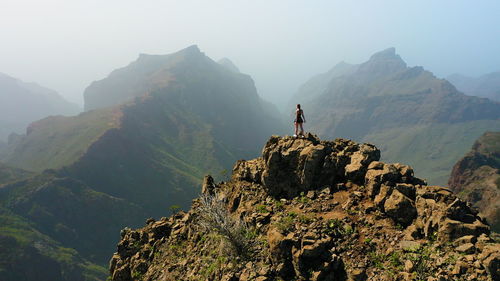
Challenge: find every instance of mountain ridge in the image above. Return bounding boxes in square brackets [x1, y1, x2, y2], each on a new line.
[447, 72, 500, 102]
[291, 48, 500, 185]
[108, 135, 500, 281]
[0, 46, 286, 280]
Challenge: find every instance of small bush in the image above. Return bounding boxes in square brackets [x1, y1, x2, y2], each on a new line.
[325, 219, 344, 237]
[274, 200, 285, 211]
[256, 204, 268, 213]
[169, 205, 181, 215]
[275, 212, 297, 234]
[368, 251, 385, 269]
[197, 193, 254, 258]
[298, 214, 313, 224]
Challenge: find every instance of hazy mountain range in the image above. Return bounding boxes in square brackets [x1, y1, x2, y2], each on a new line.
[0, 73, 80, 140]
[447, 72, 500, 102]
[291, 48, 500, 185]
[0, 46, 285, 280]
[1, 46, 499, 280]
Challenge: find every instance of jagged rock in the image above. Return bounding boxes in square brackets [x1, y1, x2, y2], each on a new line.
[234, 135, 381, 198]
[438, 219, 489, 242]
[456, 243, 476, 254]
[384, 189, 417, 226]
[399, 240, 422, 252]
[478, 244, 500, 280]
[404, 260, 414, 272]
[202, 175, 216, 194]
[452, 261, 467, 275]
[348, 268, 367, 281]
[344, 144, 380, 182]
[454, 235, 477, 246]
[108, 136, 499, 281]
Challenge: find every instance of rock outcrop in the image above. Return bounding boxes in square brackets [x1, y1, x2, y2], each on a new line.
[449, 131, 500, 233]
[109, 135, 500, 281]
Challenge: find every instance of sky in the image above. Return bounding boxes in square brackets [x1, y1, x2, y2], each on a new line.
[1, 0, 499, 109]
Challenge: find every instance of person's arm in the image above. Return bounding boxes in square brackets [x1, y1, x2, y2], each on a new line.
[302, 111, 306, 123]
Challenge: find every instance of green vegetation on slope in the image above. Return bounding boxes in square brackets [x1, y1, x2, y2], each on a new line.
[1, 108, 118, 172]
[474, 131, 500, 165]
[0, 45, 286, 280]
[0, 171, 146, 265]
[0, 162, 32, 185]
[0, 206, 106, 281]
[365, 121, 500, 185]
[292, 48, 500, 185]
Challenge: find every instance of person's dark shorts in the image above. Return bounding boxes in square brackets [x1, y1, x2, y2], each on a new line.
[294, 117, 303, 123]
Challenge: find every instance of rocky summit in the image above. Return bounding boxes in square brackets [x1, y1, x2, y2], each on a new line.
[109, 135, 500, 281]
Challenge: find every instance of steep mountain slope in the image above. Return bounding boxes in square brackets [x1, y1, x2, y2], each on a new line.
[291, 48, 500, 185]
[0, 206, 106, 281]
[449, 131, 500, 232]
[448, 72, 500, 102]
[109, 135, 500, 281]
[0, 162, 32, 185]
[1, 108, 119, 172]
[3, 45, 285, 212]
[0, 171, 147, 264]
[0, 73, 80, 140]
[0, 46, 286, 279]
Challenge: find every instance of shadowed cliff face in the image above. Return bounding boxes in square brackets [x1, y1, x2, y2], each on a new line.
[291, 48, 500, 185]
[449, 131, 500, 232]
[109, 135, 500, 281]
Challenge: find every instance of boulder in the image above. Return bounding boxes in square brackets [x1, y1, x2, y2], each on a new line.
[344, 144, 380, 182]
[478, 244, 500, 280]
[384, 190, 417, 226]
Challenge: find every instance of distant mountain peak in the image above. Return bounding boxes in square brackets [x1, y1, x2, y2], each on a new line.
[369, 47, 398, 60]
[136, 45, 204, 63]
[217, 58, 240, 73]
[358, 47, 407, 75]
[182, 44, 201, 52]
[175, 44, 204, 58]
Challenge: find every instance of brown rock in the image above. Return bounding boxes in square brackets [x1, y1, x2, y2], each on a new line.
[348, 268, 367, 281]
[454, 235, 477, 246]
[455, 243, 475, 254]
[384, 189, 417, 226]
[404, 260, 414, 272]
[478, 244, 500, 281]
[452, 261, 467, 275]
[201, 175, 215, 194]
[345, 144, 380, 182]
[400, 240, 422, 252]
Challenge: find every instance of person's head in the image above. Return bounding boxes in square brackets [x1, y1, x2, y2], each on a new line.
[296, 104, 301, 109]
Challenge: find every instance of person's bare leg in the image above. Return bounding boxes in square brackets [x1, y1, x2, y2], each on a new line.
[294, 122, 299, 136]
[299, 123, 304, 136]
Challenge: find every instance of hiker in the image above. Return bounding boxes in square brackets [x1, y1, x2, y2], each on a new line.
[294, 104, 306, 137]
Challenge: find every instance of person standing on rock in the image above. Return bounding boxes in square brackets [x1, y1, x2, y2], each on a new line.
[294, 104, 306, 137]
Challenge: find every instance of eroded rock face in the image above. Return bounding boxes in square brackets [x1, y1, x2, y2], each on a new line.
[109, 135, 499, 281]
[448, 131, 500, 232]
[233, 134, 380, 198]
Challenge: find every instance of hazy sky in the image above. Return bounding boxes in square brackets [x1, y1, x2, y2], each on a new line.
[2, 0, 499, 108]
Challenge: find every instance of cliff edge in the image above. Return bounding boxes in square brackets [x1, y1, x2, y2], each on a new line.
[109, 135, 500, 281]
